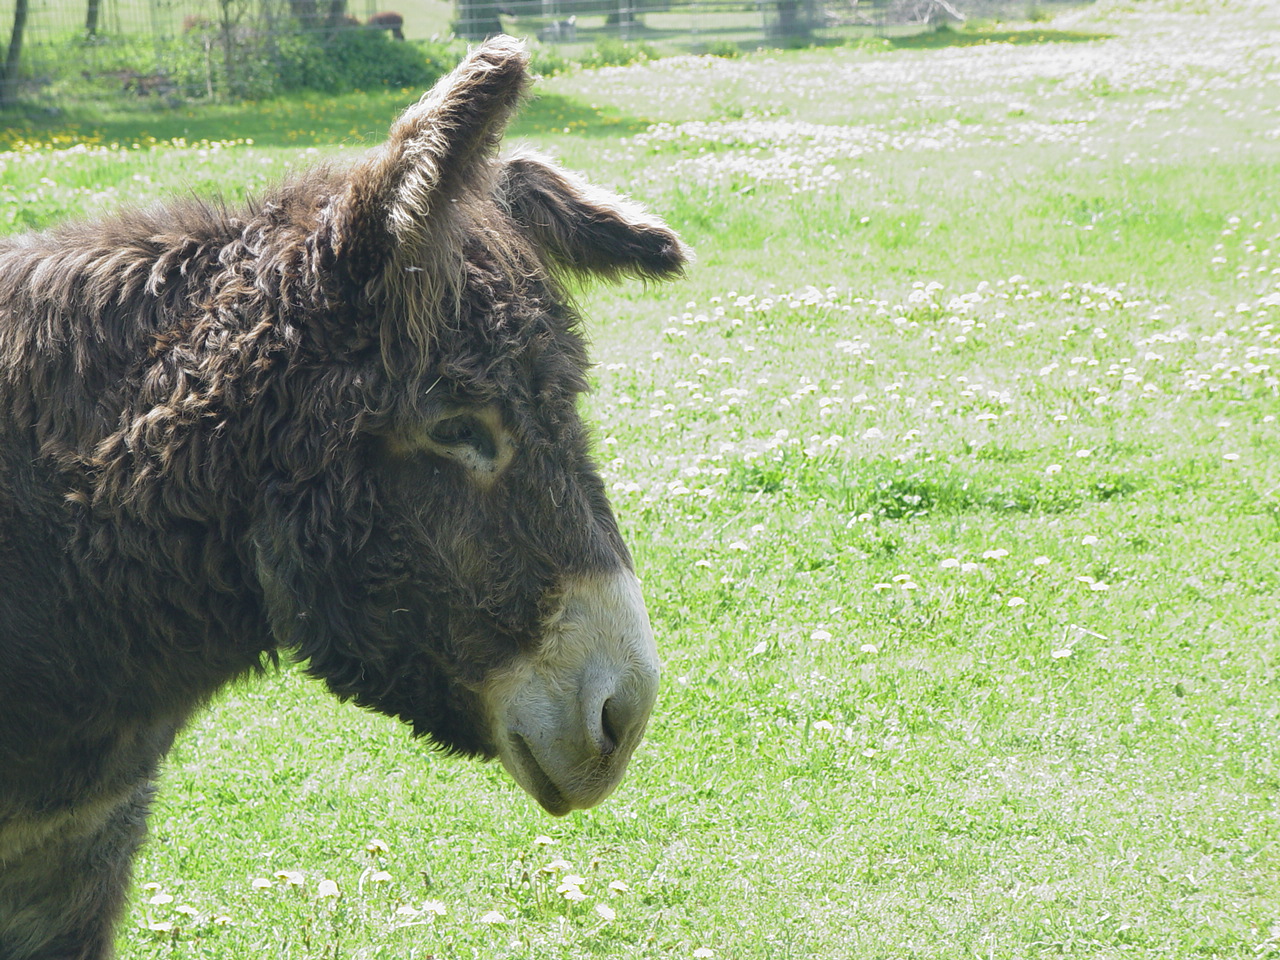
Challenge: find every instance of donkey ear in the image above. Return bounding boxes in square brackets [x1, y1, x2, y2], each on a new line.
[496, 152, 691, 282]
[329, 36, 532, 281]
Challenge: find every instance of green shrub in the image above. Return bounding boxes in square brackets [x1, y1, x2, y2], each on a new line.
[578, 38, 658, 68]
[702, 40, 741, 58]
[528, 43, 577, 77]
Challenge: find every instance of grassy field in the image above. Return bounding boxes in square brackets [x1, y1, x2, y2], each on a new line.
[2, 0, 1279, 956]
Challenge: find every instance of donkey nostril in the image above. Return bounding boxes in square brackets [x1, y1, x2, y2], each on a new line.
[599, 697, 621, 757]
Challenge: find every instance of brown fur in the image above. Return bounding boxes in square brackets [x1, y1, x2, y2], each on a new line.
[0, 37, 686, 959]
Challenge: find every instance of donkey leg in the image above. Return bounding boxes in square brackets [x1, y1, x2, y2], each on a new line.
[0, 780, 156, 960]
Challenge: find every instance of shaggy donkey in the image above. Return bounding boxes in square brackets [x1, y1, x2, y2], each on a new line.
[0, 37, 686, 959]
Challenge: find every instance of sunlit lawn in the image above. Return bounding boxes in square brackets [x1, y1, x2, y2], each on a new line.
[2, 0, 1277, 956]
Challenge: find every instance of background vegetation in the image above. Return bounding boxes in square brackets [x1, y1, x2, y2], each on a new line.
[1, 0, 1277, 956]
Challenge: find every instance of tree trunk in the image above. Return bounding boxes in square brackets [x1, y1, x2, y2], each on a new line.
[289, 0, 321, 30]
[455, 0, 504, 39]
[1, 0, 30, 108]
[219, 0, 237, 99]
[85, 0, 102, 37]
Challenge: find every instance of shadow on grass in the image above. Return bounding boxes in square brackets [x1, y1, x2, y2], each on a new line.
[0, 90, 649, 152]
[888, 25, 1113, 48]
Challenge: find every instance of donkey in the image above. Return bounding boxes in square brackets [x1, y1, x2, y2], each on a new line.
[0, 37, 687, 959]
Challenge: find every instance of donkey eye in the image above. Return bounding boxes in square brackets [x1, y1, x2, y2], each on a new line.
[428, 415, 496, 460]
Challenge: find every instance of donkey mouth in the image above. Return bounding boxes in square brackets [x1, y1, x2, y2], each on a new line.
[510, 733, 572, 816]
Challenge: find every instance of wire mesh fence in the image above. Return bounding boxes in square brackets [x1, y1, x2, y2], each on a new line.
[0, 0, 1067, 107]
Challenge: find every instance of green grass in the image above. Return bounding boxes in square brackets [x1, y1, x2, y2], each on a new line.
[3, 0, 1280, 956]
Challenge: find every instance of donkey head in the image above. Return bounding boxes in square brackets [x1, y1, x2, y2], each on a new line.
[252, 38, 687, 814]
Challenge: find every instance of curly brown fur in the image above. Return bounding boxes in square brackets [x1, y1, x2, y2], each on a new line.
[0, 37, 686, 959]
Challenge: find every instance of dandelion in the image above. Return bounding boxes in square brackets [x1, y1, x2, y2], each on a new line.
[212, 915, 233, 926]
[982, 548, 1009, 560]
[813, 719, 835, 732]
[595, 903, 617, 921]
[146, 920, 175, 933]
[694, 950, 715, 959]
[562, 887, 589, 903]
[728, 540, 749, 551]
[1045, 464, 1062, 475]
[810, 628, 832, 641]
[148, 892, 173, 906]
[1223, 453, 1241, 461]
[608, 880, 630, 894]
[1007, 597, 1026, 607]
[365, 839, 390, 855]
[872, 582, 893, 592]
[251, 878, 273, 890]
[316, 879, 340, 899]
[556, 875, 587, 892]
[1090, 581, 1111, 591]
[939, 557, 960, 568]
[1082, 535, 1099, 545]
[422, 900, 447, 916]
[1075, 448, 1093, 458]
[1051, 647, 1073, 659]
[1033, 556, 1050, 566]
[370, 870, 393, 883]
[479, 910, 507, 925]
[533, 835, 555, 846]
[541, 858, 572, 873]
[860, 643, 878, 654]
[274, 870, 305, 886]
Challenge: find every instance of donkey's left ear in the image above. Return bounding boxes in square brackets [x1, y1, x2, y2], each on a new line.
[495, 151, 692, 283]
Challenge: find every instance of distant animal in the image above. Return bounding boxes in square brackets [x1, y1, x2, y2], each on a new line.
[539, 13, 577, 41]
[367, 9, 406, 38]
[0, 37, 687, 960]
